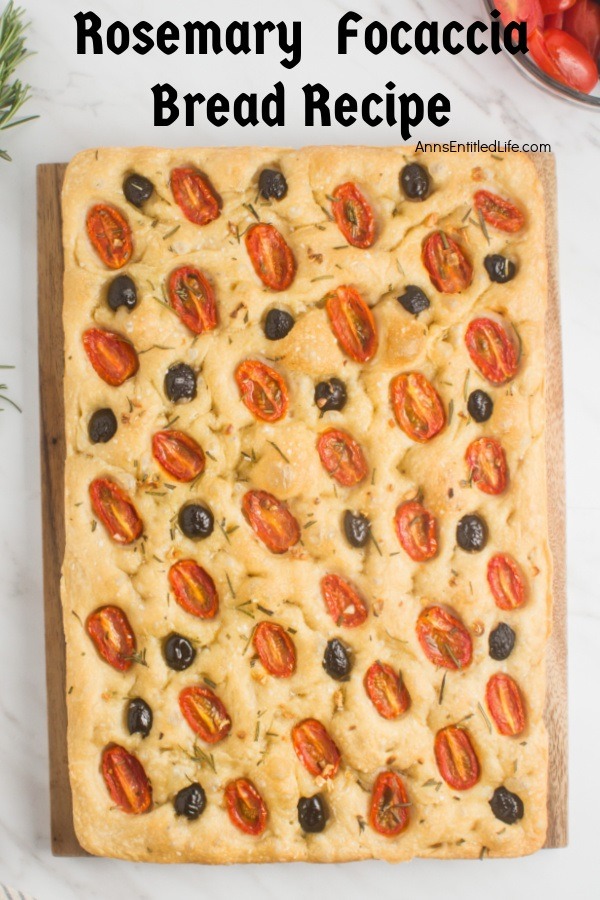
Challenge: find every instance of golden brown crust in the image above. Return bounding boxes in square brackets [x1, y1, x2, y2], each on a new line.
[61, 146, 551, 863]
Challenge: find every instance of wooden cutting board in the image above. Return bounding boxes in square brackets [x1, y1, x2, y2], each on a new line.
[37, 156, 568, 857]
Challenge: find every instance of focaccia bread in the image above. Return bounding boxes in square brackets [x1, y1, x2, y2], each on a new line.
[61, 146, 552, 863]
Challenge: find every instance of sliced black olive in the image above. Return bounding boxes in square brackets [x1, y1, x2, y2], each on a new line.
[264, 308, 295, 340]
[107, 274, 137, 312]
[400, 163, 431, 201]
[484, 254, 516, 284]
[174, 782, 207, 820]
[397, 285, 430, 316]
[456, 514, 488, 552]
[489, 622, 516, 661]
[323, 638, 352, 681]
[126, 698, 152, 738]
[467, 389, 494, 423]
[489, 786, 524, 825]
[297, 794, 329, 833]
[88, 408, 118, 444]
[164, 363, 197, 403]
[315, 378, 347, 413]
[123, 173, 154, 208]
[163, 633, 196, 671]
[343, 510, 370, 548]
[258, 168, 288, 201]
[178, 503, 214, 540]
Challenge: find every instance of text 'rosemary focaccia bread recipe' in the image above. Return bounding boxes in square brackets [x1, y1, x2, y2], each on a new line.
[61, 146, 552, 863]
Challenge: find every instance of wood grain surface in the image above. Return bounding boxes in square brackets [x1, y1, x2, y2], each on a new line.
[36, 156, 567, 858]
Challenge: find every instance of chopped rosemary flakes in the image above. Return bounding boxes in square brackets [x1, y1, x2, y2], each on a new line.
[268, 440, 290, 463]
[477, 702, 492, 733]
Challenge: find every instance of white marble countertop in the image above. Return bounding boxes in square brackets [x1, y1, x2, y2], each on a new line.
[0, 0, 599, 897]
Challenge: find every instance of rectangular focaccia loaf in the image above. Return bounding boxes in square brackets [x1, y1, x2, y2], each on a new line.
[61, 146, 551, 862]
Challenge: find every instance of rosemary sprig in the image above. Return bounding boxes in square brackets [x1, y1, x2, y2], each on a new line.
[0, 364, 20, 411]
[0, 2, 38, 161]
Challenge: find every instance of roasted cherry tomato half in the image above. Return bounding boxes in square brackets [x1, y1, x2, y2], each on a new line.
[422, 232, 473, 294]
[325, 285, 378, 363]
[291, 718, 341, 779]
[369, 771, 410, 837]
[179, 685, 232, 744]
[152, 430, 206, 483]
[89, 478, 143, 544]
[487, 554, 527, 611]
[316, 429, 368, 487]
[364, 661, 411, 720]
[494, 0, 544, 33]
[486, 673, 526, 737]
[434, 725, 480, 791]
[465, 317, 520, 385]
[168, 559, 219, 619]
[252, 621, 297, 678]
[235, 360, 289, 422]
[320, 574, 368, 628]
[167, 266, 218, 335]
[331, 182, 376, 249]
[101, 744, 152, 814]
[390, 372, 445, 443]
[225, 778, 268, 836]
[242, 490, 300, 554]
[86, 204, 133, 269]
[170, 167, 220, 226]
[82, 328, 139, 387]
[244, 223, 296, 291]
[466, 437, 508, 496]
[87, 605, 136, 672]
[416, 606, 473, 670]
[529, 26, 598, 93]
[474, 190, 525, 234]
[394, 500, 438, 561]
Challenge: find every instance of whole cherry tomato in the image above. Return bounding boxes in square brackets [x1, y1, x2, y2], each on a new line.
[369, 771, 410, 836]
[252, 621, 297, 678]
[291, 718, 341, 779]
[235, 360, 289, 422]
[434, 726, 480, 791]
[325, 285, 378, 362]
[486, 673, 526, 737]
[152, 430, 205, 482]
[170, 167, 220, 226]
[465, 317, 520, 385]
[167, 266, 218, 335]
[179, 685, 232, 743]
[466, 437, 508, 495]
[87, 605, 136, 671]
[168, 559, 219, 619]
[82, 328, 139, 386]
[86, 204, 133, 269]
[487, 553, 527, 610]
[364, 661, 411, 719]
[320, 574, 368, 628]
[390, 372, 445, 442]
[225, 778, 268, 836]
[316, 429, 368, 487]
[242, 490, 300, 554]
[89, 478, 143, 544]
[474, 191, 525, 233]
[416, 606, 473, 670]
[331, 182, 376, 248]
[541, 0, 576, 13]
[245, 223, 296, 291]
[394, 500, 438, 561]
[422, 232, 473, 294]
[101, 744, 152, 814]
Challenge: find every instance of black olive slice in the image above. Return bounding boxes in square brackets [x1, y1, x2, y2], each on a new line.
[107, 274, 137, 311]
[343, 510, 370, 548]
[88, 408, 118, 444]
[467, 389, 494, 423]
[323, 638, 352, 681]
[264, 308, 295, 340]
[178, 504, 214, 540]
[164, 363, 197, 403]
[126, 698, 153, 738]
[484, 254, 516, 284]
[258, 168, 288, 200]
[315, 378, 347, 413]
[397, 285, 430, 316]
[174, 782, 207, 820]
[123, 173, 154, 208]
[489, 786, 524, 824]
[488, 622, 516, 661]
[163, 633, 196, 671]
[297, 794, 329, 833]
[400, 163, 431, 201]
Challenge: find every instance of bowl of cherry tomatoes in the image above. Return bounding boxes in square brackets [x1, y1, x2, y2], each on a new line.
[484, 0, 600, 107]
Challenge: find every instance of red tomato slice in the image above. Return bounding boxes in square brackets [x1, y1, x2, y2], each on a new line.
[466, 437, 508, 496]
[170, 167, 220, 226]
[82, 328, 139, 387]
[167, 266, 218, 335]
[331, 182, 376, 248]
[235, 360, 289, 422]
[369, 771, 410, 837]
[529, 27, 599, 92]
[152, 430, 205, 483]
[563, 0, 600, 59]
[390, 372, 445, 442]
[291, 718, 341, 779]
[179, 686, 232, 744]
[541, 0, 576, 12]
[474, 191, 525, 234]
[364, 662, 411, 719]
[101, 744, 152, 814]
[320, 574, 368, 628]
[487, 554, 527, 610]
[325, 285, 378, 362]
[316, 429, 368, 487]
[225, 778, 268, 836]
[87, 605, 136, 672]
[89, 478, 143, 544]
[86, 204, 133, 269]
[544, 11, 564, 27]
[434, 726, 480, 791]
[253, 621, 297, 678]
[416, 606, 473, 670]
[486, 673, 526, 737]
[394, 500, 438, 561]
[494, 0, 544, 32]
[245, 223, 296, 291]
[422, 232, 473, 294]
[465, 316, 520, 385]
[242, 490, 300, 554]
[168, 559, 219, 619]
